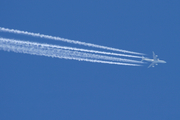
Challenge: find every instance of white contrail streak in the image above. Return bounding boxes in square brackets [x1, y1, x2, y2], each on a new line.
[42, 45, 143, 59]
[0, 27, 144, 55]
[0, 37, 143, 63]
[0, 37, 141, 66]
[0, 33, 142, 59]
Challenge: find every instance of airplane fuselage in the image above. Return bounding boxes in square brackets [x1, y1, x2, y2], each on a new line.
[143, 58, 166, 64]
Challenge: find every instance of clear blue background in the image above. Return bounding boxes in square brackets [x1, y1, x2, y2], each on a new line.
[0, 0, 180, 120]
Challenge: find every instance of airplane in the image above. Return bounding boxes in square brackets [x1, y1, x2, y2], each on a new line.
[141, 52, 166, 68]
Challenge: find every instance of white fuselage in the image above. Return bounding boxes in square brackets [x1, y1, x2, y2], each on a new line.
[143, 58, 166, 64]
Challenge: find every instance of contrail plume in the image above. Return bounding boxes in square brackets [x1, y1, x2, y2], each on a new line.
[0, 37, 143, 63]
[0, 27, 144, 55]
[41, 45, 143, 59]
[0, 31, 142, 59]
[0, 37, 141, 66]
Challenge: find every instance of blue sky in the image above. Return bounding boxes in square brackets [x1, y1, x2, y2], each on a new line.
[0, 0, 180, 120]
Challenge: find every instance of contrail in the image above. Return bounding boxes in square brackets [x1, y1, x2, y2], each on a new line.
[0, 27, 144, 55]
[0, 37, 143, 63]
[0, 37, 141, 66]
[38, 45, 143, 59]
[0, 32, 142, 59]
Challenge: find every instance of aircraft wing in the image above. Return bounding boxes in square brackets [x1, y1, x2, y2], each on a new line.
[153, 52, 158, 60]
[148, 62, 155, 68]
